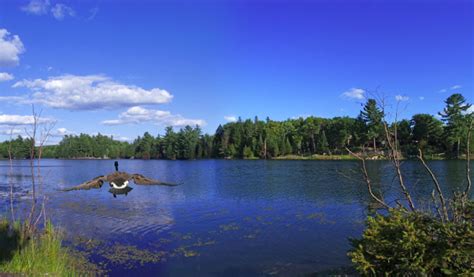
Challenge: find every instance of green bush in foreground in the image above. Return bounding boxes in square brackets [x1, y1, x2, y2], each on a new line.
[348, 204, 474, 275]
[0, 219, 95, 275]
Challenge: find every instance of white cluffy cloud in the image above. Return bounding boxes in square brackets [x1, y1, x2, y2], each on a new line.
[13, 74, 173, 110]
[102, 106, 205, 127]
[341, 88, 365, 100]
[21, 0, 75, 20]
[21, 0, 50, 15]
[224, 115, 237, 122]
[0, 114, 55, 126]
[395, 95, 409, 101]
[51, 4, 75, 20]
[0, 29, 25, 67]
[0, 72, 14, 81]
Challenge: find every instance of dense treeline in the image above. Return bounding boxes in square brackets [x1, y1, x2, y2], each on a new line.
[0, 93, 472, 160]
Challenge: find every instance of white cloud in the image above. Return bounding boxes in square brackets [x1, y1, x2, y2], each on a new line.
[224, 115, 237, 122]
[115, 136, 130, 142]
[102, 106, 205, 127]
[466, 106, 474, 115]
[21, 1, 75, 21]
[0, 72, 14, 81]
[439, 85, 462, 93]
[291, 114, 312, 120]
[51, 4, 75, 20]
[395, 95, 409, 101]
[450, 84, 462, 90]
[419, 96, 425, 101]
[341, 88, 365, 100]
[13, 74, 173, 110]
[0, 128, 24, 136]
[21, 0, 50, 15]
[52, 127, 76, 137]
[56, 127, 68, 135]
[0, 114, 55, 126]
[0, 29, 25, 67]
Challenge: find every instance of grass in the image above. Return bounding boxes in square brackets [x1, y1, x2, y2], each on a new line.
[0, 219, 97, 275]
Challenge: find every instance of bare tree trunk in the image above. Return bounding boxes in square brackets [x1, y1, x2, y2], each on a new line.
[373, 137, 377, 153]
[464, 120, 472, 197]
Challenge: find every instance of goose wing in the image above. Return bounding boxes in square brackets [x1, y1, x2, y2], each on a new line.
[61, 175, 107, 191]
[131, 174, 178, 186]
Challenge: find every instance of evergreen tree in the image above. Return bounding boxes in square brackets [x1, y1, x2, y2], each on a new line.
[360, 99, 384, 152]
[439, 93, 472, 157]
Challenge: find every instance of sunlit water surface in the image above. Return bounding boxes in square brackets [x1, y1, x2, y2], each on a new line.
[0, 159, 472, 276]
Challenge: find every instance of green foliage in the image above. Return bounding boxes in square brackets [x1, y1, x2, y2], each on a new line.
[242, 145, 254, 159]
[411, 114, 444, 154]
[349, 206, 474, 275]
[0, 93, 471, 160]
[439, 93, 472, 158]
[0, 220, 95, 275]
[359, 99, 384, 150]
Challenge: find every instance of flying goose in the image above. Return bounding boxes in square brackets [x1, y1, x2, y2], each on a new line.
[61, 162, 178, 196]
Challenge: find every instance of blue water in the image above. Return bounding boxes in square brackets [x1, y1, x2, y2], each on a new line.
[0, 159, 471, 275]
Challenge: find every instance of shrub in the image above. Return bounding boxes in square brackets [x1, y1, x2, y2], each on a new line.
[348, 205, 474, 275]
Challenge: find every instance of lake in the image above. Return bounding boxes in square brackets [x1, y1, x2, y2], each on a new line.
[0, 159, 472, 276]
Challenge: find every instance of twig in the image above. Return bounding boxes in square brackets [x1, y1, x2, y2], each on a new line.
[464, 119, 472, 197]
[346, 147, 390, 209]
[8, 129, 15, 223]
[417, 149, 449, 221]
[26, 105, 39, 233]
[431, 189, 445, 223]
[383, 113, 416, 211]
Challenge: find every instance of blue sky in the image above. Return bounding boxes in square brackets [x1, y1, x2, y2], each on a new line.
[0, 0, 472, 143]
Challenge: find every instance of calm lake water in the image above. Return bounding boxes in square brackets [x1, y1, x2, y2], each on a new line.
[0, 159, 472, 276]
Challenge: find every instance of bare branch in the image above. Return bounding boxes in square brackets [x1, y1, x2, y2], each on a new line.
[465, 119, 472, 197]
[382, 105, 416, 212]
[26, 105, 38, 233]
[418, 149, 449, 221]
[8, 129, 15, 223]
[346, 147, 390, 209]
[431, 189, 444, 222]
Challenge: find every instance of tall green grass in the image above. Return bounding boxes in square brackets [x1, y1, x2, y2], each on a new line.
[0, 219, 95, 275]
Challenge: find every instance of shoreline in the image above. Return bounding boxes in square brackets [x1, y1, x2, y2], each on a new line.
[0, 154, 464, 161]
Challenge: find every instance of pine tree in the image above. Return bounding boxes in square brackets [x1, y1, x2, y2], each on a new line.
[360, 99, 384, 152]
[439, 94, 472, 157]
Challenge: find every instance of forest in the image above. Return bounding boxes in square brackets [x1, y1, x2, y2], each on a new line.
[0, 93, 472, 160]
